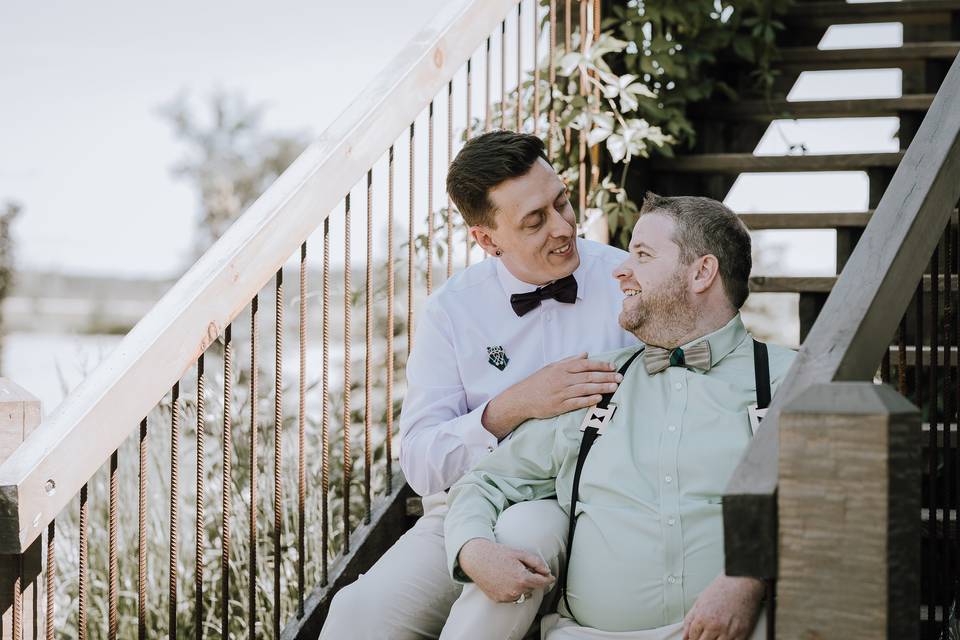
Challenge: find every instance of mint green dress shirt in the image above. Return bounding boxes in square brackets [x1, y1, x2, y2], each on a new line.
[444, 314, 796, 632]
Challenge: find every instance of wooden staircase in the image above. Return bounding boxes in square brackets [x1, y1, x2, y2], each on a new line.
[640, 2, 960, 637]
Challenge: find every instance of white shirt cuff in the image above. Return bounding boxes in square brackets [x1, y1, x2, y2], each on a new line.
[457, 399, 499, 454]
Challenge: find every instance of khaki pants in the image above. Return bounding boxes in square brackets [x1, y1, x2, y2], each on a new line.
[319, 496, 568, 640]
[540, 612, 768, 640]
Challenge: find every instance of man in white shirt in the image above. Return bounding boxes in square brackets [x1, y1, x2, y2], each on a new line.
[319, 131, 637, 639]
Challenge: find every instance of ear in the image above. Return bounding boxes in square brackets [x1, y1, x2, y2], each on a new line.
[689, 254, 720, 294]
[471, 226, 500, 257]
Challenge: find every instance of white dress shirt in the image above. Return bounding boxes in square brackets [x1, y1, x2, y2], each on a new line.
[399, 238, 639, 496]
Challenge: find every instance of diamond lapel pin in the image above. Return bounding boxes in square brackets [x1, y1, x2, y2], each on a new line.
[487, 346, 509, 371]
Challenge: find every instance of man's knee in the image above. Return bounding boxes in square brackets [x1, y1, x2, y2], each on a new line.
[323, 581, 376, 636]
[494, 499, 568, 558]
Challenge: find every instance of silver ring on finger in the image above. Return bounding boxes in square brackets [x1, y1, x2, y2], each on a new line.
[513, 593, 527, 605]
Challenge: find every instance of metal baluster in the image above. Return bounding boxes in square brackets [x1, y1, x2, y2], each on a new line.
[929, 244, 940, 624]
[953, 218, 960, 592]
[447, 81, 454, 279]
[248, 295, 258, 640]
[428, 101, 435, 295]
[516, 2, 522, 132]
[501, 20, 507, 129]
[321, 218, 331, 586]
[465, 60, 473, 268]
[221, 325, 233, 635]
[46, 520, 55, 640]
[13, 553, 21, 640]
[169, 381, 180, 640]
[343, 194, 353, 554]
[297, 243, 307, 618]
[485, 38, 492, 133]
[408, 124, 416, 357]
[79, 483, 88, 640]
[273, 270, 283, 639]
[196, 355, 205, 640]
[533, 0, 540, 136]
[139, 417, 147, 640]
[548, 0, 557, 157]
[945, 227, 956, 611]
[564, 0, 572, 154]
[365, 170, 374, 523]
[387, 147, 396, 495]
[109, 448, 119, 640]
[898, 319, 907, 396]
[578, 0, 588, 219]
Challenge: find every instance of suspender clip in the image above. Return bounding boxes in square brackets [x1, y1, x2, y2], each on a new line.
[579, 403, 617, 435]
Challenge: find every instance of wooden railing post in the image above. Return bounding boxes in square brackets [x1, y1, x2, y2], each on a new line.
[0, 379, 43, 639]
[777, 382, 920, 639]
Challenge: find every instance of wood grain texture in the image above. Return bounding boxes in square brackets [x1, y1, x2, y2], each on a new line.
[725, 54, 960, 579]
[652, 152, 903, 173]
[693, 95, 934, 121]
[778, 382, 920, 640]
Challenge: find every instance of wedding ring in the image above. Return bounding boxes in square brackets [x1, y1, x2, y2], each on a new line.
[513, 593, 527, 605]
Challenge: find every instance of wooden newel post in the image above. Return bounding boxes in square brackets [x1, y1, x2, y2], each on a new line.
[0, 379, 43, 640]
[777, 382, 920, 639]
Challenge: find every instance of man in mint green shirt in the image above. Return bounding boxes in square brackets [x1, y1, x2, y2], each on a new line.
[444, 193, 796, 639]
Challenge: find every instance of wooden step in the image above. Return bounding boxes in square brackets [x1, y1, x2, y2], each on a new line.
[777, 43, 960, 72]
[691, 95, 935, 122]
[739, 211, 873, 229]
[750, 274, 957, 294]
[652, 151, 903, 173]
[787, 1, 960, 28]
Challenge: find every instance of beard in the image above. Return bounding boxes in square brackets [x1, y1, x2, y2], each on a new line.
[619, 267, 697, 347]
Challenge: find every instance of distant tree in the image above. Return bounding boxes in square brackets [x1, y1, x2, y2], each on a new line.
[160, 91, 309, 259]
[0, 201, 19, 372]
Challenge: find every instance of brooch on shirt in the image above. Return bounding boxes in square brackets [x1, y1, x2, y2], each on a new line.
[487, 345, 509, 371]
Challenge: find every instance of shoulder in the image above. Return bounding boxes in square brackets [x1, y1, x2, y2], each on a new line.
[427, 258, 499, 311]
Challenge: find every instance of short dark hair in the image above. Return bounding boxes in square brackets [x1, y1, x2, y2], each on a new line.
[446, 131, 548, 228]
[640, 192, 752, 309]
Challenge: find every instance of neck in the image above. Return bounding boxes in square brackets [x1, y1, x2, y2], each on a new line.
[645, 306, 737, 349]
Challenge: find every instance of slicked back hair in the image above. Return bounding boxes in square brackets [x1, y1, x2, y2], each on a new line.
[640, 192, 752, 309]
[446, 130, 548, 228]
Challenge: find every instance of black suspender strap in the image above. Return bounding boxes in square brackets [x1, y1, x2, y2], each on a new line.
[753, 339, 771, 410]
[554, 347, 645, 617]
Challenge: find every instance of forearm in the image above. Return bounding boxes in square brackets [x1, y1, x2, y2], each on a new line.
[480, 383, 534, 440]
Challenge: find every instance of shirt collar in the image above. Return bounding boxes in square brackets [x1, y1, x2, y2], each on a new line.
[494, 237, 587, 301]
[678, 313, 749, 370]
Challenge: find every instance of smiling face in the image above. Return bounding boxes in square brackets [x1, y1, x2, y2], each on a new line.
[614, 213, 697, 346]
[475, 158, 579, 285]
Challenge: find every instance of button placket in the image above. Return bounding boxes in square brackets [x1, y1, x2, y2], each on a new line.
[661, 368, 687, 621]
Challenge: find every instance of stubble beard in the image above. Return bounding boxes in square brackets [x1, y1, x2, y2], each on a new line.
[619, 268, 697, 347]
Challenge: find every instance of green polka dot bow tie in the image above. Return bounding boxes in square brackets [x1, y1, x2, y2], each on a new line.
[644, 341, 712, 375]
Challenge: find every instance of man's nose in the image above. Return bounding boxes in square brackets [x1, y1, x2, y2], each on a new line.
[546, 208, 573, 236]
[613, 262, 630, 280]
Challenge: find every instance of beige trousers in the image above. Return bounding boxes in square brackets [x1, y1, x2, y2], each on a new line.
[540, 612, 768, 640]
[319, 496, 568, 640]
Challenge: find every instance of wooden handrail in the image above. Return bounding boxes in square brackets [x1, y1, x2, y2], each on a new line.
[723, 52, 960, 579]
[0, 0, 520, 554]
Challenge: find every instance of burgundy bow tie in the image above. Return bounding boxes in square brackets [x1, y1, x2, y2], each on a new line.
[509, 274, 578, 316]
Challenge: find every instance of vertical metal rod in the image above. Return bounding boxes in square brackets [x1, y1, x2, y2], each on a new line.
[898, 318, 907, 396]
[248, 295, 258, 640]
[273, 269, 283, 639]
[578, 0, 588, 219]
[516, 2, 522, 132]
[169, 381, 181, 640]
[44, 520, 57, 640]
[46, 521, 55, 640]
[387, 146, 396, 495]
[427, 101, 435, 295]
[195, 354, 205, 640]
[465, 60, 473, 268]
[564, 0, 572, 153]
[139, 417, 147, 640]
[79, 483, 88, 640]
[13, 554, 21, 640]
[944, 228, 955, 609]
[548, 0, 557, 157]
[881, 345, 891, 383]
[408, 124, 416, 358]
[447, 81, 454, 279]
[916, 282, 924, 410]
[501, 20, 507, 129]
[953, 220, 960, 591]
[533, 0, 540, 136]
[220, 325, 233, 636]
[297, 243, 307, 618]
[321, 218, 331, 586]
[109, 448, 119, 640]
[485, 38, 492, 133]
[364, 169, 374, 524]
[929, 244, 940, 619]
[343, 194, 353, 554]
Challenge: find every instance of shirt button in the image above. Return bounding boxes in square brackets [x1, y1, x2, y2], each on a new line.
[667, 575, 678, 584]
[674, 382, 682, 390]
[486, 446, 494, 453]
[667, 517, 676, 526]
[667, 425, 676, 432]
[664, 475, 672, 483]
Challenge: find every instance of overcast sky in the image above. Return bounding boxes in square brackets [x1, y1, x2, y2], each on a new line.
[1, 2, 902, 278]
